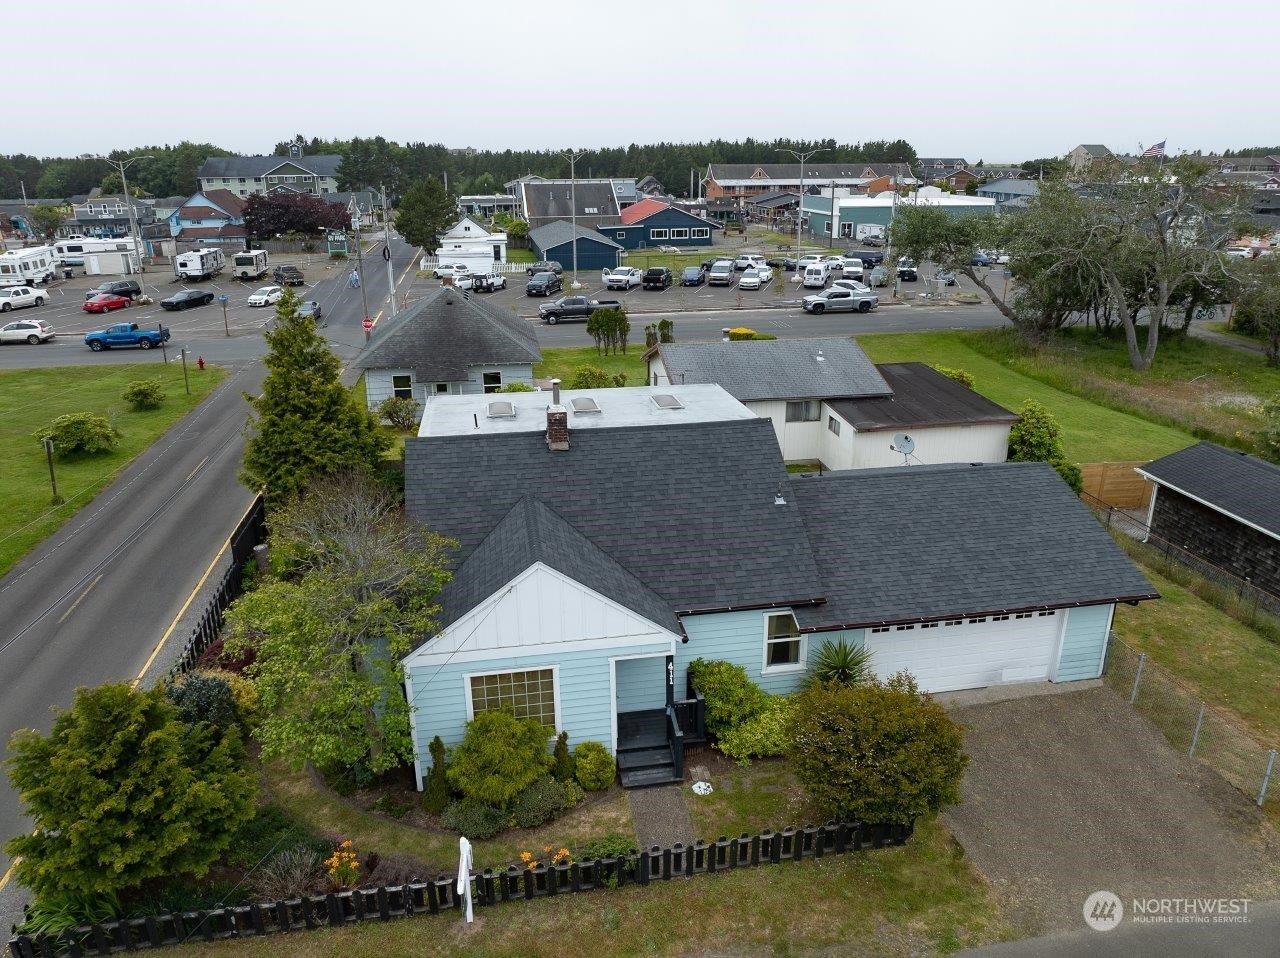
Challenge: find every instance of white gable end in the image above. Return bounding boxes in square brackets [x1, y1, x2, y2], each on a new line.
[441, 216, 492, 240]
[404, 562, 676, 668]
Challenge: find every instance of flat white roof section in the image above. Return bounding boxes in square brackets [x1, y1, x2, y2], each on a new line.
[419, 383, 755, 437]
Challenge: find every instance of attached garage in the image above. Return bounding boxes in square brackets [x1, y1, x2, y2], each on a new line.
[864, 612, 1063, 693]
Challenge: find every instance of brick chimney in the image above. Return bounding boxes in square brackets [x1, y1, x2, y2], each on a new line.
[546, 405, 570, 451]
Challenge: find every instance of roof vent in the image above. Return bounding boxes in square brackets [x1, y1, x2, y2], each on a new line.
[570, 397, 601, 415]
[774, 482, 787, 506]
[486, 400, 516, 419]
[816, 349, 825, 363]
[651, 393, 684, 410]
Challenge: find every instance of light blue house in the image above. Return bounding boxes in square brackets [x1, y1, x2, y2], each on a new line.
[168, 189, 247, 245]
[402, 388, 1157, 787]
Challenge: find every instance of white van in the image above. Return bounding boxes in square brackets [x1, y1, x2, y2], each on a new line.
[802, 262, 831, 288]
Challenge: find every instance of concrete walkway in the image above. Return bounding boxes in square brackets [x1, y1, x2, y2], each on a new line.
[628, 785, 694, 850]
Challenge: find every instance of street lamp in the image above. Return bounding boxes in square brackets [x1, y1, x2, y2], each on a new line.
[559, 148, 586, 289]
[777, 148, 828, 259]
[93, 155, 153, 274]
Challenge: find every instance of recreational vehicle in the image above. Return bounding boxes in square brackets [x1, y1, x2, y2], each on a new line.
[0, 247, 58, 287]
[174, 248, 226, 281]
[231, 249, 269, 280]
[55, 237, 140, 267]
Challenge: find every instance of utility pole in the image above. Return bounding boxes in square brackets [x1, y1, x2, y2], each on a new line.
[777, 147, 828, 260]
[179, 348, 191, 395]
[43, 438, 62, 505]
[353, 230, 371, 339]
[95, 155, 153, 275]
[559, 148, 586, 288]
[381, 184, 397, 318]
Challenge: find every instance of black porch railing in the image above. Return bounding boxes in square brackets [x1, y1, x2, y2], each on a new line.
[671, 693, 706, 745]
[665, 706, 684, 779]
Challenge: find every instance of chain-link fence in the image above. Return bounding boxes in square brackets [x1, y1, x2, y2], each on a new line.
[1105, 638, 1278, 813]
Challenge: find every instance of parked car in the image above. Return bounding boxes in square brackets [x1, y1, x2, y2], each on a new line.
[766, 257, 798, 271]
[539, 296, 623, 324]
[0, 318, 55, 344]
[0, 286, 47, 311]
[82, 293, 131, 313]
[296, 301, 323, 321]
[526, 271, 563, 296]
[434, 263, 472, 280]
[970, 252, 991, 267]
[467, 273, 507, 292]
[272, 265, 306, 286]
[84, 322, 170, 351]
[247, 286, 284, 307]
[867, 265, 890, 287]
[802, 287, 878, 314]
[738, 268, 765, 291]
[161, 289, 215, 310]
[831, 279, 873, 295]
[733, 253, 766, 271]
[642, 267, 673, 290]
[935, 268, 958, 286]
[707, 260, 736, 286]
[796, 254, 823, 273]
[605, 267, 643, 290]
[526, 261, 564, 275]
[838, 257, 865, 278]
[847, 250, 885, 268]
[897, 260, 919, 282]
[993, 251, 1011, 265]
[681, 265, 707, 286]
[821, 255, 846, 271]
[84, 279, 141, 302]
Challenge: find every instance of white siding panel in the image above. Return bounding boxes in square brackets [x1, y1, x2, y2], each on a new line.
[863, 614, 1059, 692]
[746, 400, 825, 463]
[850, 423, 1011, 469]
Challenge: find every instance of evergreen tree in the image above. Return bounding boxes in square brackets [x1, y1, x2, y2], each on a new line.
[241, 290, 389, 505]
[5, 683, 256, 899]
[394, 177, 456, 250]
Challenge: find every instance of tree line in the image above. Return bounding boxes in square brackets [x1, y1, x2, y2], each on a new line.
[1, 142, 235, 201]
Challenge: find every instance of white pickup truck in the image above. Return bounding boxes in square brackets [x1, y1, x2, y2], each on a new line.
[604, 267, 642, 290]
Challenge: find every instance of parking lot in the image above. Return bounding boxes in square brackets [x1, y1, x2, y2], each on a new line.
[430, 251, 991, 321]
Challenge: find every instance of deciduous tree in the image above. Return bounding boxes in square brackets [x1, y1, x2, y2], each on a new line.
[243, 192, 350, 238]
[394, 177, 455, 250]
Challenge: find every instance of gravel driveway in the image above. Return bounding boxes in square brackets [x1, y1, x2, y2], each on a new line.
[942, 685, 1280, 935]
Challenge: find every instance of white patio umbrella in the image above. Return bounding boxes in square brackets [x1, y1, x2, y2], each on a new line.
[456, 835, 474, 923]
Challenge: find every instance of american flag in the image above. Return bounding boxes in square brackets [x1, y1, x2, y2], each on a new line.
[1141, 140, 1167, 158]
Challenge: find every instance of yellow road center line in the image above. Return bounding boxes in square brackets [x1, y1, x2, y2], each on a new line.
[56, 573, 104, 624]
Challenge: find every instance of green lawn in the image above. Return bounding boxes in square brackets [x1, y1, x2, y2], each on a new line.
[534, 347, 648, 388]
[168, 816, 1008, 958]
[856, 331, 1195, 462]
[0, 363, 226, 577]
[505, 247, 536, 264]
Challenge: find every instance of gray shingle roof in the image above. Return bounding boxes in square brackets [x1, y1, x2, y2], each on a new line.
[1077, 144, 1113, 158]
[528, 220, 621, 251]
[405, 418, 825, 620]
[197, 154, 343, 179]
[522, 181, 621, 222]
[353, 286, 540, 382]
[653, 338, 892, 402]
[436, 497, 679, 639]
[790, 462, 1158, 629]
[1138, 442, 1280, 539]
[826, 363, 1018, 432]
[708, 163, 888, 181]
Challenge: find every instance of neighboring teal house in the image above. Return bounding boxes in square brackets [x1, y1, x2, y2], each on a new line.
[802, 185, 996, 241]
[602, 198, 718, 249]
[402, 385, 1157, 788]
[168, 189, 247, 245]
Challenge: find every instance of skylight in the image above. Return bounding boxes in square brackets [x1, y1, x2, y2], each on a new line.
[485, 401, 516, 419]
[651, 394, 684, 410]
[570, 397, 601, 414]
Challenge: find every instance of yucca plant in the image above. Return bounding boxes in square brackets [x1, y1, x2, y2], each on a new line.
[803, 639, 875, 691]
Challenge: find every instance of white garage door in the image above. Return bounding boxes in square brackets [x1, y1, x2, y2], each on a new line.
[863, 612, 1062, 693]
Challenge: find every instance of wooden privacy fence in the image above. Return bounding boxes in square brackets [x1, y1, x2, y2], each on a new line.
[6, 821, 912, 957]
[1079, 460, 1152, 510]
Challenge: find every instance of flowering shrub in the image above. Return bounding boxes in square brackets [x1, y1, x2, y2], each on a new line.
[518, 846, 572, 869]
[324, 839, 360, 889]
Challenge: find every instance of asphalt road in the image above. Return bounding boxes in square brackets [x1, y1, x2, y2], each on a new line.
[0, 236, 421, 921]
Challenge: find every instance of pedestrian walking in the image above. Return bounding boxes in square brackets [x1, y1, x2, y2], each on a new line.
[348, 269, 361, 289]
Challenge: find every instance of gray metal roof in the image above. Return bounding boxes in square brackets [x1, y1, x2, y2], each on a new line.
[708, 163, 887, 181]
[826, 363, 1018, 432]
[1138, 442, 1280, 539]
[197, 154, 343, 179]
[435, 497, 679, 638]
[976, 178, 1041, 197]
[790, 462, 1158, 629]
[353, 286, 540, 382]
[528, 220, 622, 251]
[405, 418, 826, 620]
[652, 338, 892, 402]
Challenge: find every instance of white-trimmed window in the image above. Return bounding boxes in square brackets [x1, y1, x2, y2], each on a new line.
[969, 617, 987, 624]
[785, 400, 820, 422]
[434, 382, 450, 394]
[482, 371, 502, 394]
[691, 227, 710, 239]
[827, 416, 841, 435]
[467, 668, 557, 729]
[649, 228, 669, 240]
[945, 619, 963, 626]
[870, 626, 890, 634]
[669, 228, 689, 239]
[920, 621, 939, 629]
[1037, 610, 1056, 617]
[895, 624, 915, 631]
[993, 614, 1010, 622]
[391, 374, 412, 399]
[1015, 612, 1033, 619]
[763, 612, 804, 672]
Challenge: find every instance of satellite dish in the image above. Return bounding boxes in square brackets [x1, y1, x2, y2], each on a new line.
[892, 433, 916, 455]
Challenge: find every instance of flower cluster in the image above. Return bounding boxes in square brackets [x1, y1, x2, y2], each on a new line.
[325, 839, 360, 889]
[518, 845, 572, 869]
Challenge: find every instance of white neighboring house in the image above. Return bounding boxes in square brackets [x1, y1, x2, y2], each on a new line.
[434, 216, 508, 268]
[645, 338, 1018, 468]
[354, 285, 541, 411]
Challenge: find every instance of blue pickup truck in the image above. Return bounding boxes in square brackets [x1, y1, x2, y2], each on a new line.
[84, 322, 171, 352]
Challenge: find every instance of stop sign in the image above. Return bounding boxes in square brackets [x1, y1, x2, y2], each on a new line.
[362, 318, 373, 331]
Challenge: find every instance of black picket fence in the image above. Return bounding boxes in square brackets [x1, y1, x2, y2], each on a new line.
[165, 496, 266, 680]
[6, 820, 912, 956]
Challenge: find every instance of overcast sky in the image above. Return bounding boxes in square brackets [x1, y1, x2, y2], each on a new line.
[16, 0, 1272, 161]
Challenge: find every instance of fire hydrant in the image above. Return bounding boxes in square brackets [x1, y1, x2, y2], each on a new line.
[196, 356, 205, 371]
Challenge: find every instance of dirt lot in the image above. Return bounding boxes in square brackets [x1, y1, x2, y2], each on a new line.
[943, 685, 1280, 935]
